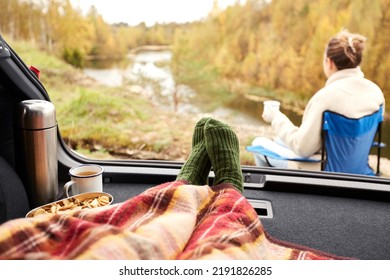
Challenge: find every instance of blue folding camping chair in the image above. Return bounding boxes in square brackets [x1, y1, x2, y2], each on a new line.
[246, 105, 385, 176]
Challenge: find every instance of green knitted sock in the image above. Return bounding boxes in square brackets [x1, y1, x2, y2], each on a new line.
[176, 117, 212, 185]
[204, 118, 243, 193]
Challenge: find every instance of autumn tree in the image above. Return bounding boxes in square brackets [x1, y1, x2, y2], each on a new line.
[171, 0, 390, 104]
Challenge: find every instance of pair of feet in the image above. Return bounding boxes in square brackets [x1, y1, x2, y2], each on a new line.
[176, 118, 243, 193]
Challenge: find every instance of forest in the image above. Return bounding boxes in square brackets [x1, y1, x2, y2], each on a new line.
[1, 0, 389, 104]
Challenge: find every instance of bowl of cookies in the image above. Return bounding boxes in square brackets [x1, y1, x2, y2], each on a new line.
[26, 192, 113, 218]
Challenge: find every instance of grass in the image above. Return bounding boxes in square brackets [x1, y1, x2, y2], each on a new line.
[53, 83, 195, 159]
[8, 39, 72, 70]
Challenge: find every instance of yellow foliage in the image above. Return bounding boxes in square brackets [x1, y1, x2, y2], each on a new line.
[2, 0, 389, 102]
[171, 0, 390, 101]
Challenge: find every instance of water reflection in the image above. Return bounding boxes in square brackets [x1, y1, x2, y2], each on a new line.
[84, 50, 174, 92]
[83, 67, 124, 87]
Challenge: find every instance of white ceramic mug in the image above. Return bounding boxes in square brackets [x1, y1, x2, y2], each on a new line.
[263, 100, 281, 111]
[63, 164, 104, 197]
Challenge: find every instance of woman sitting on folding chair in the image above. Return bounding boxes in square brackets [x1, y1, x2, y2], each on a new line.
[250, 29, 385, 173]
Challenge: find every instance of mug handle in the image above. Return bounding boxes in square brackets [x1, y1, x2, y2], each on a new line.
[63, 181, 76, 197]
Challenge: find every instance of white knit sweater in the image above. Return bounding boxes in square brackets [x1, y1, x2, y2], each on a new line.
[271, 67, 385, 161]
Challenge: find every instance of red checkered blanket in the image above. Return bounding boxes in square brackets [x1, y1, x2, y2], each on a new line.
[0, 180, 348, 260]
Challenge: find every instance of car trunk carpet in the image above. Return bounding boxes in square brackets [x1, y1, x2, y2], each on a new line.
[0, 180, 350, 260]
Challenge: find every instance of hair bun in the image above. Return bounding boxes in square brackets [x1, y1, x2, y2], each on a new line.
[326, 30, 366, 70]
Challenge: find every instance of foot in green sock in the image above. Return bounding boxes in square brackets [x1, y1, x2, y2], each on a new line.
[204, 118, 243, 193]
[176, 117, 212, 185]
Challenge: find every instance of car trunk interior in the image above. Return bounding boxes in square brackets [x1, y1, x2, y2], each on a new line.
[1, 37, 390, 260]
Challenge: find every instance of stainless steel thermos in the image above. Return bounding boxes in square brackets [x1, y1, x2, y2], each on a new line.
[17, 100, 58, 207]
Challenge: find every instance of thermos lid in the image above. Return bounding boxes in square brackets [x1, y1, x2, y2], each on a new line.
[18, 100, 57, 130]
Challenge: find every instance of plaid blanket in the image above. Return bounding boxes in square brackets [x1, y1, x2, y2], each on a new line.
[0, 180, 348, 260]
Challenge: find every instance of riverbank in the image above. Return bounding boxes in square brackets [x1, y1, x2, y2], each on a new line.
[12, 39, 389, 179]
[42, 65, 390, 179]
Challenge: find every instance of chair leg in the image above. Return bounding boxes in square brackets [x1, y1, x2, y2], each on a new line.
[376, 123, 382, 176]
[374, 152, 381, 176]
[264, 156, 275, 167]
[375, 153, 381, 177]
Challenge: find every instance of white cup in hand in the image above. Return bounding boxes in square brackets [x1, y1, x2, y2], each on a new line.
[262, 100, 281, 123]
[63, 164, 104, 197]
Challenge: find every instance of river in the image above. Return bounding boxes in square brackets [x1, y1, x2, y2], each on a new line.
[83, 50, 390, 159]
